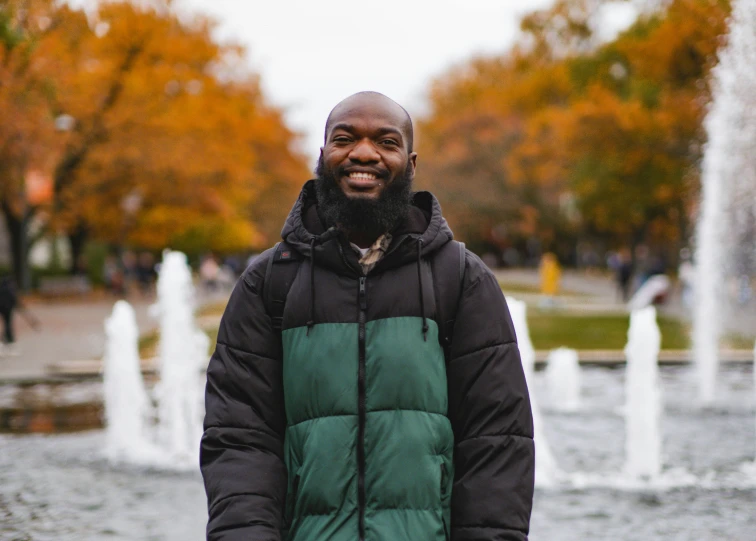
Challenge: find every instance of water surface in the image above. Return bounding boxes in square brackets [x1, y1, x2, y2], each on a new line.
[1, 365, 754, 540]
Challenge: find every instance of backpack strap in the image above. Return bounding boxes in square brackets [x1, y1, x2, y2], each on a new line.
[263, 241, 302, 332]
[431, 240, 467, 357]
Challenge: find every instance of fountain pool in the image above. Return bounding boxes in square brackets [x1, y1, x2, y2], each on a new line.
[2, 363, 754, 541]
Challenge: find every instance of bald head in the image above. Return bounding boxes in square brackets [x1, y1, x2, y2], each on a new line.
[324, 91, 414, 152]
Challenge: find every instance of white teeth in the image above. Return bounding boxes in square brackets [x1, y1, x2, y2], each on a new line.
[349, 172, 376, 180]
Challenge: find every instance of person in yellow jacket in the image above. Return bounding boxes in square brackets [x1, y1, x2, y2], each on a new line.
[539, 252, 561, 304]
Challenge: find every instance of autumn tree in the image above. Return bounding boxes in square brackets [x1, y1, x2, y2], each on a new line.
[0, 0, 87, 284]
[548, 0, 730, 256]
[55, 1, 309, 265]
[418, 0, 731, 263]
[417, 46, 576, 257]
[1, 0, 308, 282]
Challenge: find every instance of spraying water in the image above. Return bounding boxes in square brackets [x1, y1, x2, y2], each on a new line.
[546, 348, 581, 412]
[693, 0, 756, 405]
[153, 251, 209, 466]
[103, 251, 207, 469]
[507, 297, 560, 486]
[624, 307, 662, 481]
[103, 300, 154, 462]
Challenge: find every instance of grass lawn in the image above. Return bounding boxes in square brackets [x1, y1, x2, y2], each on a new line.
[138, 327, 219, 358]
[526, 312, 689, 350]
[498, 282, 543, 295]
[196, 300, 228, 318]
[138, 308, 752, 358]
[498, 281, 588, 297]
[140, 315, 690, 356]
[526, 311, 753, 350]
[138, 331, 160, 358]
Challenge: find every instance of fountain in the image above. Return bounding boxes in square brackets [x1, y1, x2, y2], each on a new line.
[507, 297, 560, 486]
[152, 251, 209, 465]
[102, 250, 207, 469]
[623, 307, 662, 481]
[103, 300, 153, 462]
[545, 348, 581, 412]
[693, 0, 756, 405]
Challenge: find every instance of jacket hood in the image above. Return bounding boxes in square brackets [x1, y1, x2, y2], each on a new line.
[280, 179, 454, 276]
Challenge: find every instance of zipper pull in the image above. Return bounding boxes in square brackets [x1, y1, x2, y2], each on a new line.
[359, 277, 367, 310]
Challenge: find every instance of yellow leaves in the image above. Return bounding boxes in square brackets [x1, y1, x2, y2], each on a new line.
[127, 206, 262, 253]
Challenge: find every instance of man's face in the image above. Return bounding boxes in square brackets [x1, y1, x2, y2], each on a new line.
[320, 96, 417, 200]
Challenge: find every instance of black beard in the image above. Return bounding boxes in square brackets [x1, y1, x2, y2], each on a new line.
[314, 156, 414, 239]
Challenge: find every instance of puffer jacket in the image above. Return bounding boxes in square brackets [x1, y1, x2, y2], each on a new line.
[201, 180, 535, 541]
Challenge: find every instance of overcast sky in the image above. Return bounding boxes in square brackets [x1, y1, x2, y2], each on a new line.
[176, 0, 558, 160]
[68, 0, 638, 161]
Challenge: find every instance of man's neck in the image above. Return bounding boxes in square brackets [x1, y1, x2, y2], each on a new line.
[347, 231, 379, 250]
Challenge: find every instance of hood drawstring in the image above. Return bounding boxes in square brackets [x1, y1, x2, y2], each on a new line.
[304, 228, 338, 338]
[306, 236, 316, 336]
[417, 238, 428, 341]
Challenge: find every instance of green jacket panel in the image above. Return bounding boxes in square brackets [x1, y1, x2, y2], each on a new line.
[282, 318, 451, 541]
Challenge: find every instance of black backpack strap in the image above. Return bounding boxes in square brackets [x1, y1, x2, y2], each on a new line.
[263, 241, 302, 332]
[431, 240, 467, 357]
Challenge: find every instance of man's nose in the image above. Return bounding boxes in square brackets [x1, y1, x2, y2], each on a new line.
[348, 138, 380, 163]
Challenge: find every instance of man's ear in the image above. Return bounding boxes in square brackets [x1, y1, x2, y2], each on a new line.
[315, 149, 324, 174]
[409, 152, 418, 173]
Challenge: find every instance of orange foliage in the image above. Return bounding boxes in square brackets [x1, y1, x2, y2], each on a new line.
[1, 0, 308, 261]
[418, 0, 731, 256]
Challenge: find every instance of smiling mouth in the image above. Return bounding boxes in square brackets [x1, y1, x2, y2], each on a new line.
[348, 172, 378, 181]
[344, 171, 383, 190]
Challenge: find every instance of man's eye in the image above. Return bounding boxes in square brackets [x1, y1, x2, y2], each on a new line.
[381, 139, 398, 146]
[333, 136, 351, 143]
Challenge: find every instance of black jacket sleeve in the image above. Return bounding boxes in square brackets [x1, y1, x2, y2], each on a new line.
[447, 252, 535, 541]
[200, 251, 287, 541]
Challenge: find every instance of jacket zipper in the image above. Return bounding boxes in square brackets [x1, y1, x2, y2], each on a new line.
[357, 276, 367, 541]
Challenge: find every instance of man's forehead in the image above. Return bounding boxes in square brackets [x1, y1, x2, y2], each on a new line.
[326, 94, 410, 136]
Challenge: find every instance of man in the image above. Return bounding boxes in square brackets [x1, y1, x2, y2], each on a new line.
[201, 92, 535, 541]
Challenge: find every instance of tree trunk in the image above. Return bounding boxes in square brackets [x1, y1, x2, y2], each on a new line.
[68, 222, 89, 275]
[2, 200, 29, 288]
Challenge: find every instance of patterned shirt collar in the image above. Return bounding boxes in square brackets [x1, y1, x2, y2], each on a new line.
[351, 233, 393, 275]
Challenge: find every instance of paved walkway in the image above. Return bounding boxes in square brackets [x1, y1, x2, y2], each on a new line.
[0, 295, 158, 383]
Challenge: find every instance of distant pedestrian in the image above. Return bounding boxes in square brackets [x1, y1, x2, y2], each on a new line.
[0, 276, 18, 355]
[678, 248, 695, 309]
[0, 276, 40, 356]
[539, 252, 561, 306]
[121, 250, 138, 295]
[616, 249, 633, 302]
[103, 254, 124, 295]
[136, 251, 156, 296]
[199, 254, 220, 293]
